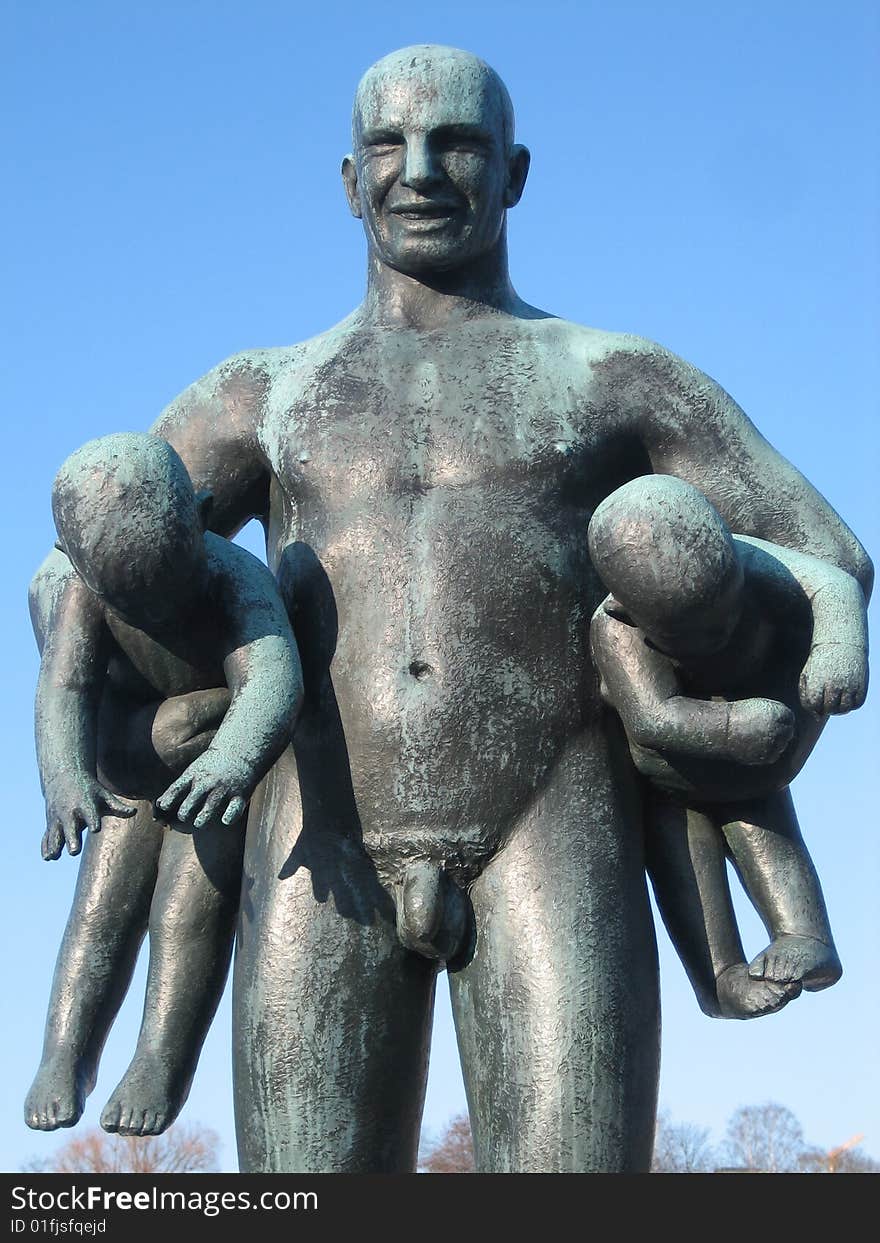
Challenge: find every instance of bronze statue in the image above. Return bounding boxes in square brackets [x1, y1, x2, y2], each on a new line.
[27, 46, 871, 1172]
[26, 433, 302, 1135]
[588, 474, 866, 1019]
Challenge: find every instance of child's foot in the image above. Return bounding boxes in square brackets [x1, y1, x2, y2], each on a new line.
[748, 934, 842, 992]
[100, 1051, 188, 1136]
[716, 962, 801, 1019]
[25, 1052, 89, 1130]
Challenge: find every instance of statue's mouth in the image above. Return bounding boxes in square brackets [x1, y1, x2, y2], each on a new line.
[389, 201, 459, 220]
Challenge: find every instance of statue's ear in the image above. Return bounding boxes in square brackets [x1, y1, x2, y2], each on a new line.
[504, 144, 531, 208]
[603, 596, 629, 621]
[341, 155, 362, 219]
[195, 490, 215, 531]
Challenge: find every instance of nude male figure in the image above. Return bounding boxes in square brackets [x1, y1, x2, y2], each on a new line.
[35, 46, 872, 1172]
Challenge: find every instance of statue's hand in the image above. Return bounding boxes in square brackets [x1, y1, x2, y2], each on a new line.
[41, 775, 136, 861]
[799, 642, 869, 716]
[154, 750, 253, 828]
[726, 698, 796, 765]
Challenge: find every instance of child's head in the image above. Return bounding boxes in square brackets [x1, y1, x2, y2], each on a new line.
[588, 475, 744, 660]
[52, 433, 207, 629]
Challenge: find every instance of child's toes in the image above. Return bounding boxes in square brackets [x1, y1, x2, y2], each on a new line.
[747, 952, 768, 980]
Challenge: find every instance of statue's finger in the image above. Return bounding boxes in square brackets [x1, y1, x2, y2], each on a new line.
[193, 788, 227, 828]
[798, 672, 818, 713]
[62, 815, 83, 856]
[824, 687, 842, 716]
[75, 801, 102, 836]
[42, 821, 64, 861]
[99, 789, 137, 819]
[177, 783, 208, 822]
[156, 776, 192, 815]
[222, 795, 247, 826]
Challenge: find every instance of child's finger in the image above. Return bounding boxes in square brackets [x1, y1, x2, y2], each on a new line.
[222, 795, 247, 826]
[177, 783, 209, 823]
[192, 787, 228, 828]
[156, 775, 192, 815]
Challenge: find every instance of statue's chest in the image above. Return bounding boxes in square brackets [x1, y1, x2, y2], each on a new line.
[272, 341, 597, 506]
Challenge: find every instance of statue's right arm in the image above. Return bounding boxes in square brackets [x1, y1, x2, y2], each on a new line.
[30, 353, 272, 647]
[35, 575, 135, 859]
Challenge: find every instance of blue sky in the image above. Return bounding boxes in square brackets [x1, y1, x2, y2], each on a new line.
[3, 1, 877, 1172]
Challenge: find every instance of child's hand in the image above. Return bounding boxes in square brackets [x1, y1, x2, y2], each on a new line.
[155, 751, 254, 828]
[799, 642, 869, 716]
[42, 775, 136, 860]
[727, 698, 796, 765]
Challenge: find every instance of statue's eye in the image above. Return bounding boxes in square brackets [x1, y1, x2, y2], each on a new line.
[364, 132, 403, 157]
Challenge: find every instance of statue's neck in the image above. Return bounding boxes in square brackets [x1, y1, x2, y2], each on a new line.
[361, 237, 522, 329]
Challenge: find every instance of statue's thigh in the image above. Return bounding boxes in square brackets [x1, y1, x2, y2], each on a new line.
[232, 760, 437, 1173]
[71, 802, 163, 930]
[449, 750, 661, 1172]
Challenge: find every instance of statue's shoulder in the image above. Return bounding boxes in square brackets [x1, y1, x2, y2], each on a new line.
[529, 316, 678, 372]
[204, 311, 364, 393]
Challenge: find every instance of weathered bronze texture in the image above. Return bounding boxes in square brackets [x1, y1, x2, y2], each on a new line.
[589, 475, 865, 1019]
[27, 46, 871, 1172]
[26, 433, 302, 1136]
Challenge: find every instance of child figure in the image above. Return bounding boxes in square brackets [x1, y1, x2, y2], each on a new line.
[25, 433, 303, 1134]
[588, 475, 868, 1019]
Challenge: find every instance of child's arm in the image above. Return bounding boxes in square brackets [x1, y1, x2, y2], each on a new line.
[735, 536, 869, 716]
[591, 602, 795, 767]
[156, 544, 304, 828]
[35, 573, 136, 859]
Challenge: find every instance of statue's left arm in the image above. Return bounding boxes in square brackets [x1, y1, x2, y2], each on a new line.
[620, 345, 874, 600]
[735, 536, 869, 715]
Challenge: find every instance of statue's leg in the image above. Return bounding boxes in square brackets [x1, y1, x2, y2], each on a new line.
[449, 733, 660, 1172]
[721, 789, 842, 992]
[101, 819, 245, 1136]
[25, 804, 162, 1130]
[233, 748, 438, 1172]
[646, 795, 800, 1019]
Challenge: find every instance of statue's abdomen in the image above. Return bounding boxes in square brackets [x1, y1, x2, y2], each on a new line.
[303, 481, 602, 867]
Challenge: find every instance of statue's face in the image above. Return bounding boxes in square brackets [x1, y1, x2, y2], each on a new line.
[346, 57, 523, 276]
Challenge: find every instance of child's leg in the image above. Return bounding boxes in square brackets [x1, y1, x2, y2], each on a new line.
[25, 804, 163, 1130]
[98, 687, 231, 802]
[721, 788, 842, 991]
[646, 792, 800, 1019]
[101, 819, 245, 1135]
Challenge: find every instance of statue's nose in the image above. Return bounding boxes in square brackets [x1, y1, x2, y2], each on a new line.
[400, 136, 442, 189]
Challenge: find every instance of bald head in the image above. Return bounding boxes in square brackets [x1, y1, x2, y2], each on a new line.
[588, 475, 744, 648]
[343, 45, 529, 282]
[53, 432, 198, 552]
[353, 45, 515, 152]
[52, 433, 207, 623]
